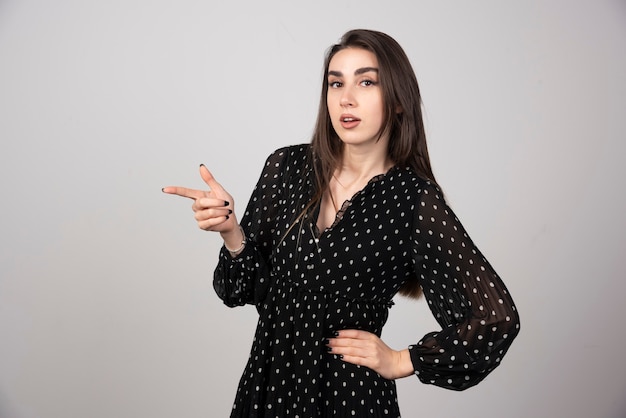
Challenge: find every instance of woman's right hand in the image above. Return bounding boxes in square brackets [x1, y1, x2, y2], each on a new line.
[163, 164, 238, 236]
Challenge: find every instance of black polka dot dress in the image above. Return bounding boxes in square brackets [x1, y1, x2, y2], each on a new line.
[214, 145, 520, 417]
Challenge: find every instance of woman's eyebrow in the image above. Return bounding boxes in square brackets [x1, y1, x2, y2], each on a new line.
[328, 67, 379, 78]
[355, 67, 378, 75]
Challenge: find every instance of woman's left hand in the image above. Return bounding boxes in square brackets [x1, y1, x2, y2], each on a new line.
[326, 330, 414, 380]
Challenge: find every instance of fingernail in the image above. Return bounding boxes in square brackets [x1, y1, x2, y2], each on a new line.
[225, 215, 230, 220]
[199, 163, 205, 168]
[228, 209, 233, 214]
[323, 338, 330, 345]
[224, 201, 230, 206]
[333, 331, 340, 337]
[326, 346, 332, 352]
[161, 188, 165, 192]
[338, 355, 344, 359]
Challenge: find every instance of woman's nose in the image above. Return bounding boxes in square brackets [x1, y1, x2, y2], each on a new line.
[340, 87, 356, 107]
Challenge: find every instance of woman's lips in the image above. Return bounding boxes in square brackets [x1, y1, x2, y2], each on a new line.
[340, 114, 361, 129]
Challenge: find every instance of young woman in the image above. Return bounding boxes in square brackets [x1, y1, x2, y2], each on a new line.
[164, 29, 520, 417]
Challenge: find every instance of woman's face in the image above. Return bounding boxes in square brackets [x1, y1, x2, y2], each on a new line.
[326, 47, 387, 148]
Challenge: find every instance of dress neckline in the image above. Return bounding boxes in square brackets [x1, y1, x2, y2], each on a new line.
[312, 165, 398, 238]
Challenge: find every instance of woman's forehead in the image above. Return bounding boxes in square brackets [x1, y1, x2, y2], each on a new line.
[328, 48, 379, 74]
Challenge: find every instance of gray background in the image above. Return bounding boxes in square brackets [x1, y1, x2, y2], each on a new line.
[1, 1, 625, 417]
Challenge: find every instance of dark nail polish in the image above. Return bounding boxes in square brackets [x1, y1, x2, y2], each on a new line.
[326, 347, 332, 352]
[333, 331, 339, 337]
[200, 163, 205, 168]
[225, 215, 230, 220]
[228, 209, 233, 214]
[323, 338, 330, 345]
[161, 188, 165, 192]
[224, 201, 230, 206]
[338, 355, 344, 359]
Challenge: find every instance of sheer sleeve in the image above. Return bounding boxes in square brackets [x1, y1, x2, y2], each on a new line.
[213, 147, 293, 307]
[408, 181, 520, 390]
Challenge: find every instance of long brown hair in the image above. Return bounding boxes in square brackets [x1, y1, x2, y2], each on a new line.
[306, 29, 438, 298]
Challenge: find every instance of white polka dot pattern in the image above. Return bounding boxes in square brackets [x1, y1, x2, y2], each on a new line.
[214, 145, 520, 416]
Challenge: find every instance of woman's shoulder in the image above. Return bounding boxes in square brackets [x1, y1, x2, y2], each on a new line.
[263, 144, 312, 170]
[391, 166, 442, 195]
[265, 144, 310, 161]
[383, 167, 448, 210]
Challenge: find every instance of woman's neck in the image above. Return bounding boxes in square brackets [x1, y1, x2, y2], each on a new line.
[336, 143, 393, 185]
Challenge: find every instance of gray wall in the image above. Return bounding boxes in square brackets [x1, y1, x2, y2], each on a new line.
[1, 1, 625, 417]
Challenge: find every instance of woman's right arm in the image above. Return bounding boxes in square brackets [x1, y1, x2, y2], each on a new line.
[213, 147, 295, 306]
[164, 148, 293, 307]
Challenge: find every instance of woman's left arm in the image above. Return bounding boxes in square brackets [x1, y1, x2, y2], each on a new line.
[326, 181, 520, 385]
[407, 182, 521, 390]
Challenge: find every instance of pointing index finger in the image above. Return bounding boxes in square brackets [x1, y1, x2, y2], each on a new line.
[162, 186, 205, 200]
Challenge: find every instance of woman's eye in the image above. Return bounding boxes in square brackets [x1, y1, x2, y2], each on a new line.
[360, 79, 377, 87]
[328, 81, 342, 88]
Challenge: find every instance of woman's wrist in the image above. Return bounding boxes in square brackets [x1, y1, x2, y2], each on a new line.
[395, 349, 415, 379]
[222, 225, 246, 257]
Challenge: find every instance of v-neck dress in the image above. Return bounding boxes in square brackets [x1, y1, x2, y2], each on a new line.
[214, 145, 520, 417]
